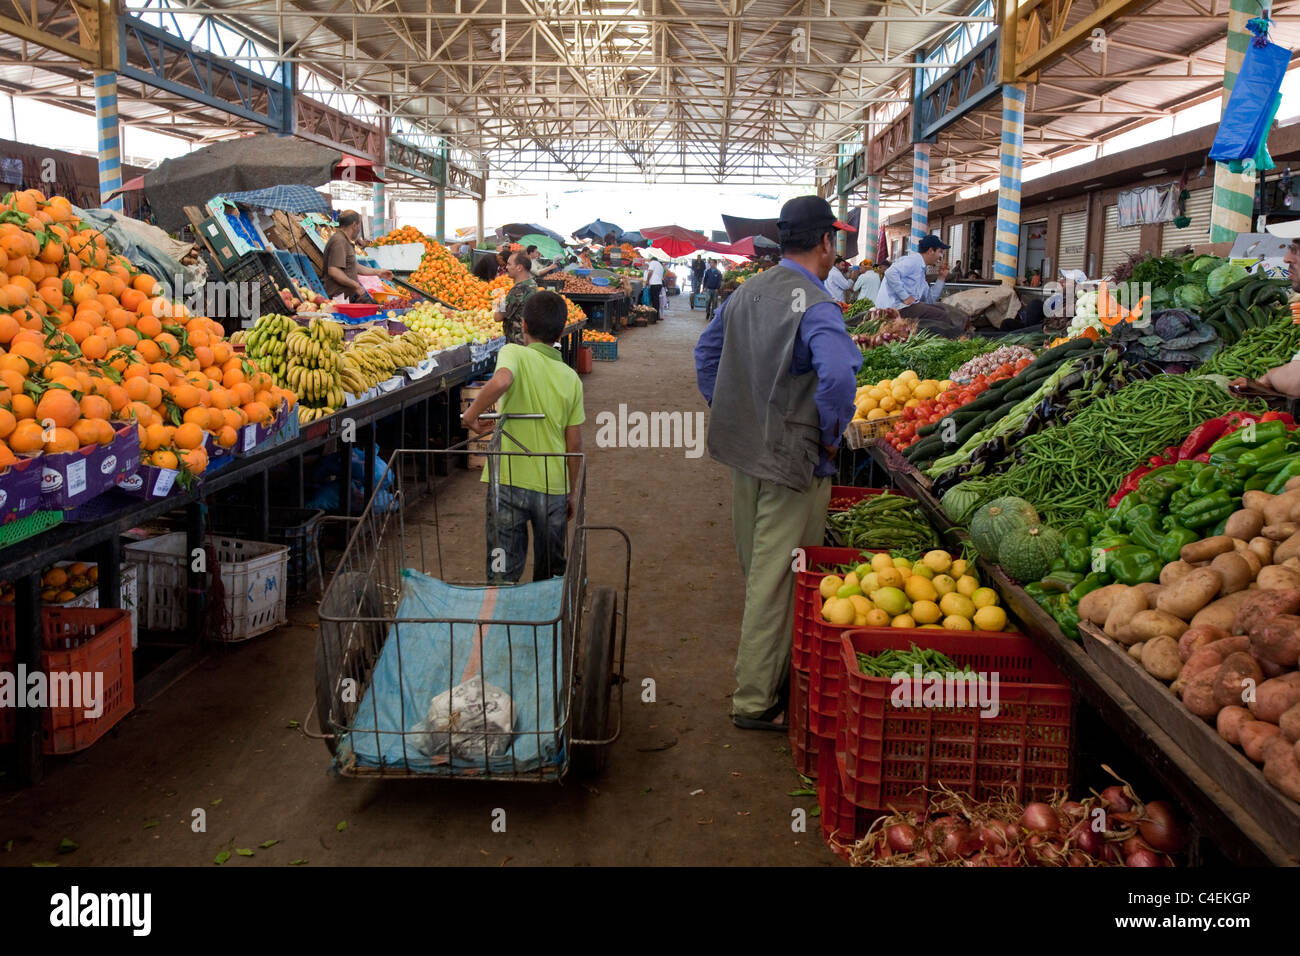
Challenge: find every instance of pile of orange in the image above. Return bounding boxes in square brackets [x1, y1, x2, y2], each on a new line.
[0, 188, 296, 478]
[581, 329, 616, 343]
[375, 227, 514, 311]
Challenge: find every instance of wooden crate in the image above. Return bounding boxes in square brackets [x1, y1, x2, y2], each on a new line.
[1081, 622, 1300, 863]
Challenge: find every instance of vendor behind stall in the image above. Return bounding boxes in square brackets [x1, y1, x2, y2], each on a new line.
[324, 211, 392, 301]
[1230, 223, 1300, 395]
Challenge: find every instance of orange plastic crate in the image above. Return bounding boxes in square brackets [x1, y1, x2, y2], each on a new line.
[0, 607, 134, 754]
[835, 628, 1072, 812]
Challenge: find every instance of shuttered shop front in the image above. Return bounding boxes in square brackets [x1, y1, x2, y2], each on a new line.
[1161, 186, 1214, 254]
[1102, 204, 1143, 276]
[1056, 209, 1087, 274]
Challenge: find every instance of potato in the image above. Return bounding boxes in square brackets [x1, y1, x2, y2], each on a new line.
[1248, 614, 1300, 668]
[1240, 720, 1281, 763]
[1160, 560, 1195, 587]
[1129, 610, 1188, 642]
[1155, 568, 1223, 620]
[1179, 624, 1229, 661]
[1263, 522, 1299, 541]
[1259, 657, 1288, 679]
[1206, 634, 1252, 655]
[1210, 552, 1254, 594]
[1280, 702, 1300, 743]
[1105, 588, 1148, 640]
[1225, 509, 1265, 540]
[1190, 591, 1253, 630]
[1262, 489, 1300, 526]
[1248, 674, 1300, 723]
[1288, 476, 1300, 493]
[1264, 749, 1300, 801]
[1242, 490, 1274, 514]
[1079, 584, 1127, 626]
[1141, 635, 1182, 681]
[1261, 735, 1294, 765]
[1287, 557, 1300, 572]
[1255, 565, 1300, 591]
[1249, 536, 1275, 566]
[1137, 582, 1163, 604]
[1213, 651, 1265, 709]
[1276, 531, 1300, 565]
[1217, 705, 1256, 745]
[1128, 641, 1145, 660]
[1183, 645, 1228, 678]
[1233, 588, 1300, 634]
[1182, 665, 1222, 718]
[1180, 535, 1234, 563]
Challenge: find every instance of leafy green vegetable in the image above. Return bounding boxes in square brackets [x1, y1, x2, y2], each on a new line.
[1207, 262, 1249, 296]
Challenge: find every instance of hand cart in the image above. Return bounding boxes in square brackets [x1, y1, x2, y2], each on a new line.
[312, 413, 630, 780]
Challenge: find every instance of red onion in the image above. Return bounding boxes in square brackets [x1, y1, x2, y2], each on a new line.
[1121, 835, 1153, 857]
[1100, 785, 1135, 812]
[1126, 849, 1163, 867]
[976, 823, 1007, 850]
[885, 823, 917, 853]
[1021, 802, 1061, 834]
[1138, 801, 1188, 854]
[1069, 822, 1104, 858]
[1060, 800, 1087, 821]
[1068, 850, 1090, 867]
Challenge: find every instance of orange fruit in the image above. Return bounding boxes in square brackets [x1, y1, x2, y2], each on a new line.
[36, 389, 80, 428]
[105, 384, 129, 412]
[132, 273, 159, 295]
[80, 336, 108, 360]
[173, 422, 204, 450]
[170, 385, 201, 409]
[79, 395, 111, 420]
[43, 427, 77, 454]
[151, 449, 178, 470]
[0, 407, 15, 439]
[242, 401, 271, 425]
[8, 419, 42, 453]
[136, 338, 161, 363]
[93, 419, 115, 445]
[0, 313, 18, 343]
[10, 394, 35, 420]
[142, 422, 167, 451]
[206, 407, 225, 431]
[124, 377, 150, 402]
[70, 419, 99, 447]
[181, 446, 208, 475]
[216, 425, 237, 448]
[0, 440, 16, 469]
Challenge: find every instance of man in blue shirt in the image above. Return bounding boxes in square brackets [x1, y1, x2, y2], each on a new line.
[875, 235, 970, 336]
[701, 259, 723, 319]
[695, 196, 862, 732]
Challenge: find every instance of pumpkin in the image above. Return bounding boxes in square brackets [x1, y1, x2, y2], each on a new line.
[969, 496, 1039, 559]
[997, 524, 1064, 583]
[940, 482, 986, 525]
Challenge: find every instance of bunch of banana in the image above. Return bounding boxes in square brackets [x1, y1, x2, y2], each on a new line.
[242, 314, 296, 383]
[307, 315, 345, 347]
[298, 404, 337, 424]
[285, 319, 346, 409]
[339, 345, 392, 393]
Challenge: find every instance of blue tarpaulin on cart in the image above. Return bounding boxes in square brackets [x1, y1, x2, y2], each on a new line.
[337, 570, 565, 774]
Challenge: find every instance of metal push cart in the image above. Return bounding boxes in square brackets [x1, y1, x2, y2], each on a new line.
[313, 414, 630, 780]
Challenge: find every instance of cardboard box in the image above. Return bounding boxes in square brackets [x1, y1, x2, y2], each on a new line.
[41, 423, 140, 511]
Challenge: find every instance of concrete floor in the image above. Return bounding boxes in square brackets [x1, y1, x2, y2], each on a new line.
[1, 294, 831, 867]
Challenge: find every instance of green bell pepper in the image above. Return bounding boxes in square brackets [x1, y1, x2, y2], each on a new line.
[1176, 489, 1236, 530]
[1174, 459, 1209, 479]
[1042, 569, 1085, 593]
[1244, 472, 1275, 492]
[1084, 508, 1110, 536]
[1209, 418, 1288, 454]
[1210, 517, 1230, 536]
[1157, 525, 1199, 564]
[1106, 545, 1162, 585]
[1265, 457, 1300, 495]
[1189, 466, 1224, 497]
[1109, 494, 1139, 530]
[1122, 503, 1164, 551]
[1255, 451, 1299, 477]
[1168, 485, 1195, 513]
[1051, 594, 1081, 641]
[1068, 571, 1110, 603]
[1137, 472, 1184, 508]
[1023, 582, 1055, 614]
[1092, 532, 1131, 550]
[1237, 436, 1289, 471]
[1061, 527, 1091, 574]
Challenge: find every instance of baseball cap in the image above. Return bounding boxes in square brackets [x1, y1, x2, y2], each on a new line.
[918, 235, 950, 253]
[777, 196, 856, 241]
[1266, 220, 1300, 240]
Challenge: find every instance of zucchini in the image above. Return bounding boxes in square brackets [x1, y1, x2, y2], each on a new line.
[1223, 304, 1247, 337]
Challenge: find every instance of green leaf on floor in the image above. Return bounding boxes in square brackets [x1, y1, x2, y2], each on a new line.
[236, 848, 254, 857]
[143, 821, 159, 830]
[259, 839, 279, 849]
[214, 850, 231, 865]
[57, 838, 78, 854]
[210, 798, 222, 806]
[289, 858, 308, 866]
[788, 787, 816, 797]
[286, 720, 300, 729]
[809, 806, 821, 818]
[336, 821, 347, 832]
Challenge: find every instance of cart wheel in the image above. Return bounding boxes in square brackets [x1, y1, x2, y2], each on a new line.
[572, 586, 617, 777]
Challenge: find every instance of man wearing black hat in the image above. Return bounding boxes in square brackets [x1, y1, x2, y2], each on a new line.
[694, 196, 863, 732]
[876, 235, 970, 336]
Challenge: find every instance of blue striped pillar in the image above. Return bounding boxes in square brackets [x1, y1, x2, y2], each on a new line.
[372, 182, 386, 238]
[910, 145, 930, 252]
[865, 175, 881, 261]
[994, 83, 1028, 286]
[94, 72, 123, 212]
[837, 193, 849, 256]
[435, 185, 446, 244]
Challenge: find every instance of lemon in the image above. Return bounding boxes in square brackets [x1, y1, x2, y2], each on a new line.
[877, 379, 892, 389]
[878, 396, 897, 413]
[939, 379, 954, 392]
[853, 563, 874, 579]
[868, 386, 887, 400]
[910, 562, 934, 580]
[956, 574, 980, 597]
[843, 571, 859, 590]
[857, 396, 878, 412]
[899, 370, 918, 383]
[904, 398, 920, 409]
[950, 559, 968, 577]
[826, 597, 856, 626]
[819, 575, 843, 599]
[872, 587, 910, 616]
[876, 566, 904, 589]
[911, 599, 942, 624]
[821, 597, 839, 622]
[867, 408, 888, 420]
[932, 573, 957, 596]
[905, 576, 938, 603]
[943, 615, 973, 630]
[871, 552, 895, 573]
[972, 587, 999, 610]
[836, 582, 863, 599]
[849, 594, 874, 616]
[893, 556, 912, 570]
[865, 608, 891, 627]
[913, 381, 939, 400]
[974, 605, 1008, 631]
[940, 592, 976, 619]
[920, 624, 944, 629]
[922, 550, 953, 574]
[891, 613, 917, 629]
[861, 572, 880, 593]
[891, 386, 911, 403]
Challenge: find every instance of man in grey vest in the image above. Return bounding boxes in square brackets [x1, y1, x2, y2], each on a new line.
[694, 196, 863, 731]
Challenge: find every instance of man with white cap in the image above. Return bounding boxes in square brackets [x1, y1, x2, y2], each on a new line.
[1231, 220, 1300, 394]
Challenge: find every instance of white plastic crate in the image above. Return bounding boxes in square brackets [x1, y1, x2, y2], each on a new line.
[123, 533, 290, 641]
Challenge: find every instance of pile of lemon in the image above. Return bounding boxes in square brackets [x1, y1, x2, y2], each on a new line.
[854, 371, 952, 422]
[818, 549, 1009, 631]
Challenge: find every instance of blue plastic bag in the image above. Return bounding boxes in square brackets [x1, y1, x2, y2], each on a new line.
[1209, 25, 1291, 167]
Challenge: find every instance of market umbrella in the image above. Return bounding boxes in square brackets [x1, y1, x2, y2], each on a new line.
[142, 132, 346, 231]
[572, 219, 624, 241]
[722, 214, 781, 245]
[334, 155, 384, 184]
[641, 224, 709, 258]
[725, 235, 779, 257]
[499, 222, 567, 245]
[520, 233, 564, 258]
[216, 184, 334, 217]
[620, 230, 647, 247]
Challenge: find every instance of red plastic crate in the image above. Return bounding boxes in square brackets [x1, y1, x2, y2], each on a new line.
[835, 628, 1072, 812]
[789, 669, 819, 779]
[792, 546, 872, 679]
[0, 607, 135, 754]
[816, 748, 877, 861]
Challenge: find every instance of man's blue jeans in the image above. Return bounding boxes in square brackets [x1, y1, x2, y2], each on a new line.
[486, 484, 568, 583]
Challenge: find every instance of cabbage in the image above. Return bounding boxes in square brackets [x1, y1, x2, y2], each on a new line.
[1173, 284, 1208, 309]
[1207, 262, 1249, 297]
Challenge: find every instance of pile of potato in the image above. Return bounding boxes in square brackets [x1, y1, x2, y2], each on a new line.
[1078, 487, 1300, 805]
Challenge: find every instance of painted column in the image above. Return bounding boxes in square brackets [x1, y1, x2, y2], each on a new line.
[475, 197, 485, 248]
[865, 174, 881, 262]
[1210, 0, 1258, 243]
[838, 192, 850, 256]
[94, 72, 123, 212]
[435, 186, 446, 243]
[994, 83, 1028, 286]
[910, 144, 931, 252]
[372, 182, 386, 238]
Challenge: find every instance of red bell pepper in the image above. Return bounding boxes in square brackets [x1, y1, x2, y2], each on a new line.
[1261, 411, 1297, 427]
[1108, 464, 1154, 507]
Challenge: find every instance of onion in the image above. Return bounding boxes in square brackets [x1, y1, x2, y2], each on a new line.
[1138, 801, 1188, 854]
[1121, 835, 1152, 857]
[935, 822, 972, 860]
[1021, 802, 1061, 834]
[1067, 850, 1090, 867]
[885, 823, 918, 853]
[1100, 785, 1135, 812]
[1060, 800, 1087, 821]
[1069, 822, 1104, 858]
[1035, 841, 1066, 866]
[1126, 848, 1163, 867]
[976, 823, 1007, 850]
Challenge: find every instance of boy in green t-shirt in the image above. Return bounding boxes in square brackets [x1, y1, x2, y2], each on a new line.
[460, 291, 585, 583]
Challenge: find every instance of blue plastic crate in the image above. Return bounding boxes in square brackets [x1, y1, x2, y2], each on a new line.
[275, 250, 327, 296]
[589, 340, 618, 361]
